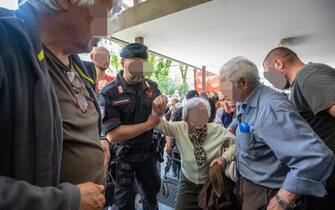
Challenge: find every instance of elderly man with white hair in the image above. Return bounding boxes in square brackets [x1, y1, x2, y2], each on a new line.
[151, 96, 236, 210]
[220, 57, 335, 210]
[0, 0, 113, 210]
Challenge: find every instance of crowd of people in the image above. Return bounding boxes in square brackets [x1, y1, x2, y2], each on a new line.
[0, 1, 335, 210]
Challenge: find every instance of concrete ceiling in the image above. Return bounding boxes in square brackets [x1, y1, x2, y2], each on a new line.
[112, 0, 335, 75]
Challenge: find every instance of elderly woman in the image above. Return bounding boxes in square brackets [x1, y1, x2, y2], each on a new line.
[153, 96, 236, 210]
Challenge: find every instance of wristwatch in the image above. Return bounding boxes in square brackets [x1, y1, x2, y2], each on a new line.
[275, 194, 297, 210]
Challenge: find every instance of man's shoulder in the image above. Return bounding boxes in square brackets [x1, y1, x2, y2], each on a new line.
[82, 61, 95, 71]
[144, 78, 158, 88]
[0, 7, 14, 18]
[296, 63, 335, 84]
[0, 8, 19, 39]
[259, 85, 282, 99]
[259, 85, 293, 111]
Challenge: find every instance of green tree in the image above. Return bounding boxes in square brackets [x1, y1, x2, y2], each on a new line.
[177, 65, 190, 98]
[111, 54, 121, 71]
[146, 53, 175, 95]
[179, 65, 188, 83]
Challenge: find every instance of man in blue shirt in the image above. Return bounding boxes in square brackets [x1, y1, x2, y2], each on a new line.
[263, 47, 335, 210]
[220, 57, 334, 210]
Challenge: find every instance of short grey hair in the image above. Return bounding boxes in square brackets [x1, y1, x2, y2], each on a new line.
[220, 56, 260, 85]
[182, 97, 211, 121]
[28, 0, 94, 13]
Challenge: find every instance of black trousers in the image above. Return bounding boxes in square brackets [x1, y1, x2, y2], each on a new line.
[175, 171, 203, 210]
[113, 155, 161, 210]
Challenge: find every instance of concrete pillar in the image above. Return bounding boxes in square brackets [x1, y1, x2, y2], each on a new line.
[193, 68, 197, 90]
[135, 36, 144, 44]
[201, 66, 206, 91]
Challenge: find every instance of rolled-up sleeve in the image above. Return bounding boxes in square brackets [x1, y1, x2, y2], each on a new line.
[259, 103, 335, 197]
[99, 93, 122, 136]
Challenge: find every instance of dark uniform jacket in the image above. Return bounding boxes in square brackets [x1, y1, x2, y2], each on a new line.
[0, 3, 79, 210]
[99, 70, 160, 146]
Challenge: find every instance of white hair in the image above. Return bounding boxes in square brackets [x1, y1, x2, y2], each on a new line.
[28, 0, 94, 13]
[182, 97, 211, 121]
[220, 56, 260, 85]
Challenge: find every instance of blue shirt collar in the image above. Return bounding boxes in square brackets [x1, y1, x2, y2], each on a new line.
[243, 83, 263, 108]
[236, 83, 263, 119]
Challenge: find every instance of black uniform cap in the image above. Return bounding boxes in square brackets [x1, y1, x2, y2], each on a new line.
[120, 43, 148, 59]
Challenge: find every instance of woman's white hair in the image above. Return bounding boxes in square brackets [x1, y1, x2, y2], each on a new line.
[182, 97, 211, 121]
[28, 0, 94, 13]
[220, 56, 260, 85]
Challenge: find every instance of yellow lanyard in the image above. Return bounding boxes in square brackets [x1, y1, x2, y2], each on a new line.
[73, 63, 95, 86]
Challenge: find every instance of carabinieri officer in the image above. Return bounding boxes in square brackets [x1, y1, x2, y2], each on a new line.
[99, 43, 162, 210]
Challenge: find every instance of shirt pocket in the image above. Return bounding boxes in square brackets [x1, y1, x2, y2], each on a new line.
[239, 132, 252, 151]
[239, 131, 258, 159]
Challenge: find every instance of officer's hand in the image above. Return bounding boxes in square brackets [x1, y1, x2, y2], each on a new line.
[100, 140, 110, 171]
[77, 182, 105, 210]
[146, 115, 161, 129]
[153, 95, 168, 115]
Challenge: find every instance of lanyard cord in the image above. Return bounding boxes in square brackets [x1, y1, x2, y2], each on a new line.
[73, 63, 95, 86]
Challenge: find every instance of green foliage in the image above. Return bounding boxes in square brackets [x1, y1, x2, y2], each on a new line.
[145, 54, 191, 97]
[157, 78, 178, 96]
[147, 54, 171, 81]
[111, 54, 121, 71]
[179, 65, 188, 83]
[178, 81, 189, 98]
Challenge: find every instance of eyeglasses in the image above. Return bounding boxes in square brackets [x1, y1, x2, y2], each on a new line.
[66, 71, 88, 114]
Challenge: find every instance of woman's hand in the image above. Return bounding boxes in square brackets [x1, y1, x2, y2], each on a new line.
[153, 95, 168, 115]
[210, 156, 225, 169]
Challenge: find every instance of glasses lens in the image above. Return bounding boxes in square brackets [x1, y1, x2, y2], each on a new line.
[67, 71, 81, 88]
[77, 93, 88, 113]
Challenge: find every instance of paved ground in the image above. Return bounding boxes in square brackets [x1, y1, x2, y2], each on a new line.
[135, 152, 178, 210]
